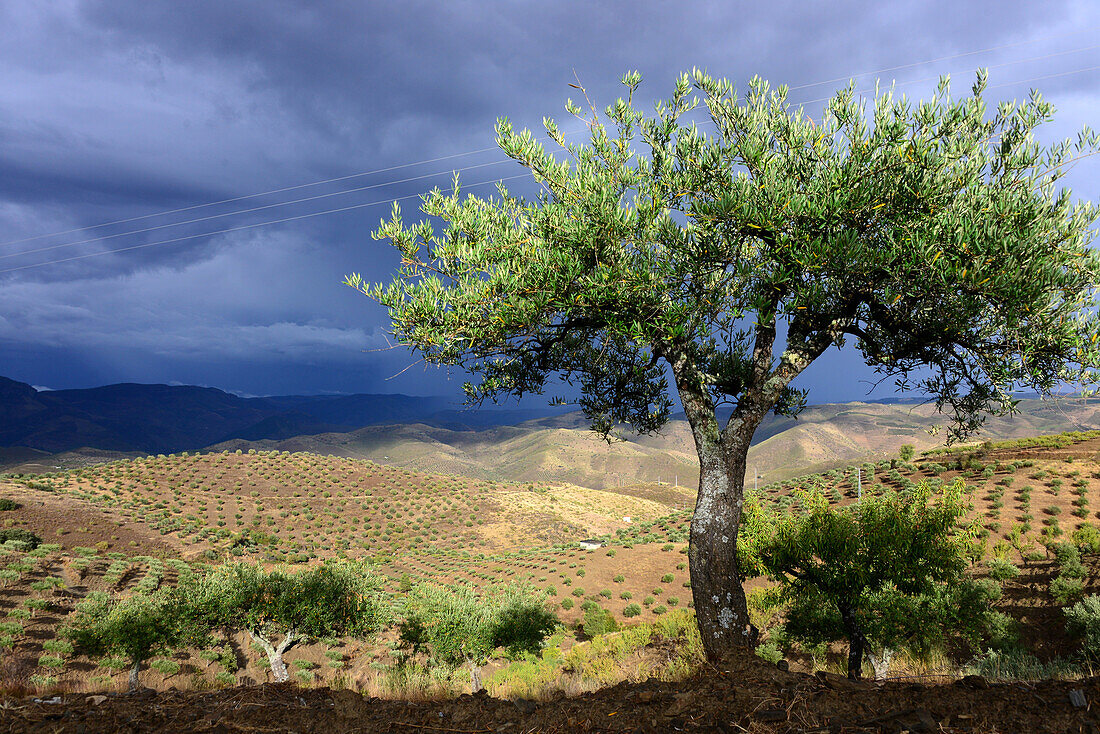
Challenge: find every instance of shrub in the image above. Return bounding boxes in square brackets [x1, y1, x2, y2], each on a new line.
[1051, 575, 1086, 606]
[150, 658, 181, 676]
[1073, 525, 1100, 554]
[986, 558, 1020, 582]
[1065, 595, 1100, 660]
[0, 499, 19, 511]
[612, 574, 625, 583]
[755, 640, 784, 664]
[1050, 542, 1081, 566]
[622, 603, 642, 618]
[581, 606, 618, 637]
[0, 529, 41, 549]
[661, 574, 675, 583]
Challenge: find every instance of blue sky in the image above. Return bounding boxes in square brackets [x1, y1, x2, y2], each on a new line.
[0, 1, 1098, 406]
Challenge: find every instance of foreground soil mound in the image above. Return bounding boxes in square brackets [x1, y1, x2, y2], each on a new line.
[1, 652, 1096, 733]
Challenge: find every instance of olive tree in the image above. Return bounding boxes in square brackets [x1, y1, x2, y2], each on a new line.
[349, 68, 1100, 660]
[399, 583, 558, 692]
[192, 561, 389, 683]
[65, 589, 197, 691]
[743, 478, 1007, 678]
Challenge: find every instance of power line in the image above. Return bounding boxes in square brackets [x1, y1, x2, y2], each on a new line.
[10, 44, 1099, 265]
[784, 26, 1100, 92]
[4, 58, 1099, 275]
[0, 159, 515, 262]
[792, 49, 1100, 109]
[0, 174, 530, 275]
[8, 51, 1098, 279]
[3, 24, 1096, 252]
[0, 145, 504, 249]
[5, 61, 1099, 277]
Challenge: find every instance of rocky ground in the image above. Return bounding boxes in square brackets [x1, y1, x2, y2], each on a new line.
[0, 651, 1096, 733]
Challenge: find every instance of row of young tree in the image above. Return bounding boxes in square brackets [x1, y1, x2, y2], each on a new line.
[64, 561, 557, 691]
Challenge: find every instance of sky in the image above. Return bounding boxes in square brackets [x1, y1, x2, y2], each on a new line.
[1, 1, 1098, 407]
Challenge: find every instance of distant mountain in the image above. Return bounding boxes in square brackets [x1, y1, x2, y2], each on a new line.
[0, 376, 564, 457]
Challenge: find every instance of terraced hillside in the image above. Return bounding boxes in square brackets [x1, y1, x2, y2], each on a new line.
[0, 429, 1098, 696]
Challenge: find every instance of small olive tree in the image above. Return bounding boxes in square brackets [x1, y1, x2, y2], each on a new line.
[65, 589, 199, 691]
[350, 68, 1100, 661]
[744, 478, 1006, 678]
[192, 561, 389, 683]
[399, 583, 558, 692]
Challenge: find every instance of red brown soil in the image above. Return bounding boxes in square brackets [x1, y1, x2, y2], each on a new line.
[0, 485, 178, 558]
[0, 651, 1096, 733]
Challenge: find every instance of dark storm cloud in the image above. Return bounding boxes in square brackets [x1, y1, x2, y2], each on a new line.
[0, 0, 1097, 398]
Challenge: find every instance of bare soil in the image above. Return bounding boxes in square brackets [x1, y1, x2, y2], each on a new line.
[0, 651, 1096, 733]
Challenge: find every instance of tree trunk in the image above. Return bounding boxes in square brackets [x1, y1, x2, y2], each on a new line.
[468, 658, 483, 693]
[839, 604, 867, 680]
[688, 439, 758, 662]
[249, 629, 299, 684]
[128, 660, 141, 692]
[867, 645, 893, 681]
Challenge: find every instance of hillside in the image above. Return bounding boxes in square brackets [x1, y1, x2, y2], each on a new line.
[0, 428, 1097, 712]
[209, 395, 1100, 490]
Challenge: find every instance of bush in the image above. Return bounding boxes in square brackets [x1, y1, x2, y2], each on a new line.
[1050, 542, 1082, 566]
[581, 606, 618, 637]
[660, 574, 674, 583]
[0, 529, 41, 549]
[560, 598, 573, 610]
[755, 640, 784, 665]
[622, 603, 642, 618]
[0, 499, 19, 511]
[1051, 575, 1086, 606]
[1065, 595, 1100, 660]
[986, 558, 1020, 582]
[1073, 524, 1100, 554]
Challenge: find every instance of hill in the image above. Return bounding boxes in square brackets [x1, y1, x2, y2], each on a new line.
[0, 428, 1098, 708]
[209, 395, 1100, 490]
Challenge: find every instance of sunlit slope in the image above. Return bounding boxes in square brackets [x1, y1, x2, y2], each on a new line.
[0, 451, 687, 559]
[209, 397, 1100, 490]
[209, 422, 700, 490]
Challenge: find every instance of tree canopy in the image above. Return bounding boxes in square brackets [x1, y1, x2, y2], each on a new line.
[742, 478, 1008, 678]
[191, 561, 389, 683]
